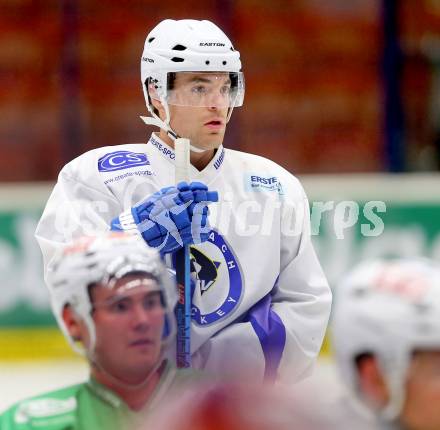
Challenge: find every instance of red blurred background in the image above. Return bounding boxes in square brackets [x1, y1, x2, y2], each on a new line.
[0, 0, 439, 181]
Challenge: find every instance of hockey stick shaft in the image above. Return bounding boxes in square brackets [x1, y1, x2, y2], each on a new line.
[174, 138, 191, 368]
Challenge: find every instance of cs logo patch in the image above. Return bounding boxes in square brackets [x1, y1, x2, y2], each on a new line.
[98, 151, 150, 172]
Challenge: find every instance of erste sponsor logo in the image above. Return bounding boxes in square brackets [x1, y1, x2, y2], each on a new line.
[246, 173, 284, 194]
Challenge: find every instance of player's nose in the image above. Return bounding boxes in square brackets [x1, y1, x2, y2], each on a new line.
[131, 303, 152, 330]
[207, 90, 227, 109]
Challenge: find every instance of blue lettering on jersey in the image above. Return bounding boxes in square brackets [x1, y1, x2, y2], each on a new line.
[191, 230, 243, 326]
[245, 173, 284, 195]
[213, 148, 225, 170]
[98, 151, 149, 172]
[150, 136, 175, 160]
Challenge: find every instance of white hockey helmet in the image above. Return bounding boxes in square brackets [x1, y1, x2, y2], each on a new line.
[47, 232, 177, 357]
[332, 258, 440, 420]
[140, 19, 244, 142]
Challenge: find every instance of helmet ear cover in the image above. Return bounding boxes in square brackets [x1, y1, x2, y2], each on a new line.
[145, 73, 178, 117]
[144, 78, 154, 111]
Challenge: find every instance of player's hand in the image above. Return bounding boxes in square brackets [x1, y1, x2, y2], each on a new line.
[111, 181, 218, 254]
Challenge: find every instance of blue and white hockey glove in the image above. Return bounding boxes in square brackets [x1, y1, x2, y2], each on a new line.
[110, 181, 218, 255]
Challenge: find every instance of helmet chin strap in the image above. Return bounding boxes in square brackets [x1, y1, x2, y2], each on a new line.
[378, 356, 408, 422]
[140, 116, 207, 154]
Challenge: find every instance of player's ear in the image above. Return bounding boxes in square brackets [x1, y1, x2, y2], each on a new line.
[148, 82, 166, 120]
[62, 304, 82, 342]
[356, 354, 390, 409]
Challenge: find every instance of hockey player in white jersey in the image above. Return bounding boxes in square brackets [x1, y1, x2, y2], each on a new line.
[332, 259, 440, 430]
[35, 19, 331, 382]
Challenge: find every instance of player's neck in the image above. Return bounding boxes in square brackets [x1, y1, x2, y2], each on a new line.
[190, 148, 216, 171]
[157, 131, 215, 171]
[91, 362, 165, 411]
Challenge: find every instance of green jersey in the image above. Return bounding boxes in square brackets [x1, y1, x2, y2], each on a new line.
[0, 361, 192, 430]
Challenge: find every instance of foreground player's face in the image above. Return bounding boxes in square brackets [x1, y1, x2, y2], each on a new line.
[399, 350, 440, 430]
[90, 275, 165, 385]
[168, 72, 230, 151]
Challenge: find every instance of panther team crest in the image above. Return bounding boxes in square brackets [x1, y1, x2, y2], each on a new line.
[187, 230, 243, 326]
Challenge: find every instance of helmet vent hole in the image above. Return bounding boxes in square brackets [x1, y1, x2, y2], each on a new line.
[171, 57, 185, 63]
[222, 61, 227, 65]
[172, 44, 187, 51]
[148, 37, 155, 43]
[205, 60, 210, 65]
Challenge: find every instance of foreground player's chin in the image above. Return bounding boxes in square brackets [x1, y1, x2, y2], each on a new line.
[207, 141, 222, 150]
[208, 133, 225, 145]
[197, 139, 221, 151]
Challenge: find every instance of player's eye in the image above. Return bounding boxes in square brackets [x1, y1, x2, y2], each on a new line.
[191, 85, 208, 95]
[110, 298, 131, 313]
[143, 293, 162, 311]
[220, 85, 231, 95]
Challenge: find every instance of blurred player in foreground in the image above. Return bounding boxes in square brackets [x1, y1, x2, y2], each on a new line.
[0, 232, 194, 430]
[332, 259, 440, 430]
[36, 18, 331, 382]
[145, 381, 341, 430]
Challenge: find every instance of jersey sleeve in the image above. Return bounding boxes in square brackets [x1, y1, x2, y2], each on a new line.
[35, 165, 122, 282]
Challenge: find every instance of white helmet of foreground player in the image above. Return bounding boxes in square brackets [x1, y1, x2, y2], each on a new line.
[47, 232, 177, 378]
[332, 259, 440, 421]
[140, 19, 244, 148]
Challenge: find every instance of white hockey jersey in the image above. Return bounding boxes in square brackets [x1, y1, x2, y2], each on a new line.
[36, 133, 332, 382]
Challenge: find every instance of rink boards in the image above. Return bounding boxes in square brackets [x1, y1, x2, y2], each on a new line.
[1, 174, 440, 360]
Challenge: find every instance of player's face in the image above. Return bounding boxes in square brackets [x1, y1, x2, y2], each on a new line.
[400, 350, 440, 430]
[168, 72, 230, 151]
[90, 275, 165, 385]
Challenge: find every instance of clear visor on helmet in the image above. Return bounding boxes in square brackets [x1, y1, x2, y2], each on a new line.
[150, 71, 245, 108]
[92, 277, 165, 316]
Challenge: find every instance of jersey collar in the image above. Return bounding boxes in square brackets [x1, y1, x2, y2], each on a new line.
[87, 378, 124, 409]
[148, 133, 226, 183]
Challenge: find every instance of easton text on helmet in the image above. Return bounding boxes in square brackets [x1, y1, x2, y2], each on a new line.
[199, 42, 225, 47]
